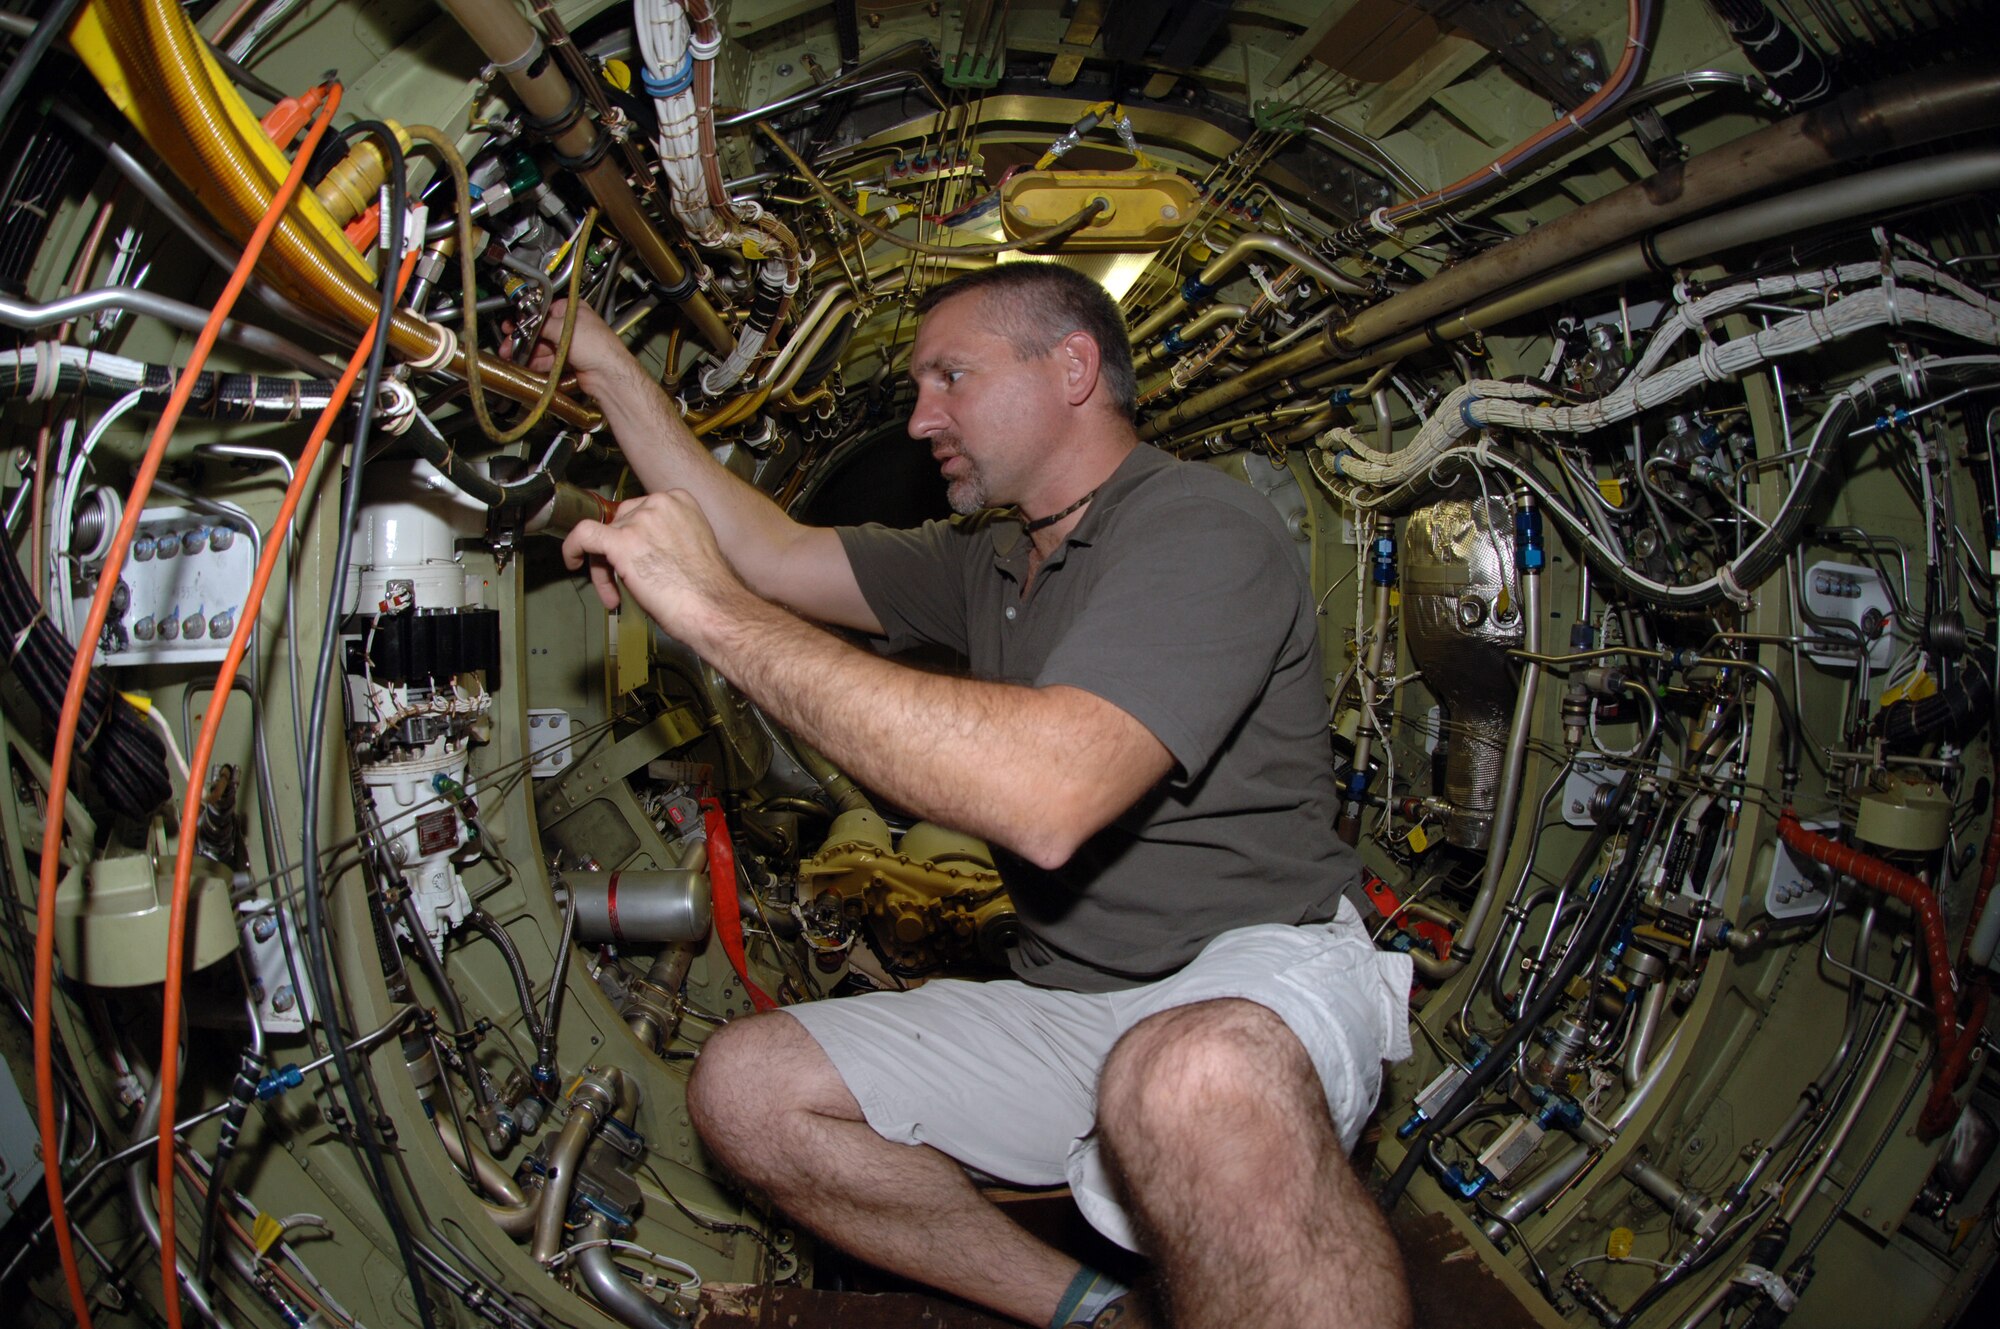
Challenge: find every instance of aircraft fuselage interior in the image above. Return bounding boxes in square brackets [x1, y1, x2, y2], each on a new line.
[1, 2, 1998, 1327]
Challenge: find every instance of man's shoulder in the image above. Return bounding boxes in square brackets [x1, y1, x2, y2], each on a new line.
[1110, 448, 1296, 542]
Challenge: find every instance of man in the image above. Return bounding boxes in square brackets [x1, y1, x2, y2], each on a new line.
[546, 264, 1414, 1328]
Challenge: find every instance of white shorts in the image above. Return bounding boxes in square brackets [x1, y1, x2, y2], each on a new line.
[783, 902, 1414, 1250]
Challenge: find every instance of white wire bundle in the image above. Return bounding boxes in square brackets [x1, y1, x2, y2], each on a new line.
[1318, 256, 2000, 497]
[0, 343, 147, 397]
[635, 0, 738, 248]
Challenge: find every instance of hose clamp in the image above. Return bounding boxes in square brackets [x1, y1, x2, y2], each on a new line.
[549, 132, 613, 172]
[375, 379, 418, 434]
[489, 33, 546, 76]
[406, 323, 459, 374]
[521, 83, 585, 140]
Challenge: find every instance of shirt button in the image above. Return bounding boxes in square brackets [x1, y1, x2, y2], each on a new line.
[1004, 606, 1017, 620]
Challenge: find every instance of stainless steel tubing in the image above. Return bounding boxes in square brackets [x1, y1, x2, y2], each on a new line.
[1624, 982, 1668, 1088]
[1133, 303, 1250, 369]
[1483, 1019, 1690, 1240]
[51, 103, 342, 353]
[1200, 232, 1371, 297]
[1779, 962, 1921, 1224]
[716, 64, 945, 129]
[1140, 69, 2000, 439]
[574, 1215, 690, 1328]
[127, 1086, 238, 1328]
[1130, 234, 1367, 344]
[1450, 550, 1543, 962]
[531, 1068, 629, 1263]
[436, 1110, 537, 1237]
[0, 290, 329, 377]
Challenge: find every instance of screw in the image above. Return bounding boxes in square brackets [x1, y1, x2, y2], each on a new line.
[776, 62, 792, 76]
[252, 917, 277, 942]
[272, 986, 296, 1013]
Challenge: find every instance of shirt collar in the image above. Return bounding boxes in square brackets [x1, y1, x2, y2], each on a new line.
[989, 444, 1169, 577]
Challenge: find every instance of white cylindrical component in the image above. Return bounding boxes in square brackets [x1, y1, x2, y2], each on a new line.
[359, 737, 474, 942]
[1973, 875, 2000, 970]
[350, 459, 489, 612]
[566, 869, 712, 945]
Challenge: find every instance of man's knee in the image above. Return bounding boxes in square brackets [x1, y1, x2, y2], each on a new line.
[686, 1012, 861, 1166]
[1098, 999, 1324, 1151]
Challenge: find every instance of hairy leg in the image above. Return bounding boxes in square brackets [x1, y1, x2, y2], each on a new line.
[1096, 999, 1411, 1329]
[687, 1010, 1084, 1326]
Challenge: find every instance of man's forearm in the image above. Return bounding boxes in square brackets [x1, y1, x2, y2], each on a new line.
[688, 588, 1096, 868]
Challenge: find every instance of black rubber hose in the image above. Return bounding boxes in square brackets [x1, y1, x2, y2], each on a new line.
[1880, 668, 1992, 749]
[1380, 773, 1645, 1208]
[288, 119, 441, 1329]
[0, 542, 171, 818]
[0, 0, 87, 138]
[465, 906, 545, 1049]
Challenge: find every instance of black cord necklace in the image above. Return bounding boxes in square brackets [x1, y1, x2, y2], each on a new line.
[1021, 487, 1098, 533]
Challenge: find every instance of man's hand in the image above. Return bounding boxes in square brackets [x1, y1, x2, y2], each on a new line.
[511, 299, 640, 401]
[561, 491, 749, 648]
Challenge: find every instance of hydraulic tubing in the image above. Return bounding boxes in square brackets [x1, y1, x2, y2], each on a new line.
[1140, 68, 2000, 440]
[1450, 502, 1545, 965]
[0, 290, 328, 378]
[434, 1112, 537, 1237]
[575, 1215, 690, 1329]
[1776, 813, 1977, 1139]
[1383, 774, 1646, 1206]
[1130, 234, 1369, 344]
[532, 1068, 630, 1264]
[465, 907, 547, 1050]
[434, 0, 732, 355]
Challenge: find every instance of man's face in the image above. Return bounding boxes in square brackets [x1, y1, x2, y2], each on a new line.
[907, 291, 1066, 515]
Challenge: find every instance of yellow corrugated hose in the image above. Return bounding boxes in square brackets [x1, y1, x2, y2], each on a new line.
[70, 0, 600, 430]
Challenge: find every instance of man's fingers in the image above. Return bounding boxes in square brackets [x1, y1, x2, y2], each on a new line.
[587, 557, 622, 610]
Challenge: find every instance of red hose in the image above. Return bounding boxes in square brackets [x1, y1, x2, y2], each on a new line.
[1776, 811, 1979, 1139]
[701, 797, 777, 1012]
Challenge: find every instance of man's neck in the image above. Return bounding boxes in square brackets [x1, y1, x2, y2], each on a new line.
[1023, 436, 1139, 557]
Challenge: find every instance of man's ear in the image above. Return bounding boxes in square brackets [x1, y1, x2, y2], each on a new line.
[1055, 330, 1102, 407]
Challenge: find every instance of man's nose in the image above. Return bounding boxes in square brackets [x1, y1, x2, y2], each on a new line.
[908, 390, 944, 440]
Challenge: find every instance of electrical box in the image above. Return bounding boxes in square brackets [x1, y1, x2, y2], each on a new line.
[75, 505, 257, 667]
[1803, 559, 1897, 671]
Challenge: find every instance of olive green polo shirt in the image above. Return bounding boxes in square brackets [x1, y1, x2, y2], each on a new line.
[839, 443, 1357, 992]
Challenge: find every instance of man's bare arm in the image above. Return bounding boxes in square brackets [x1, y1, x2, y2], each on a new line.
[533, 303, 881, 633]
[564, 494, 1174, 866]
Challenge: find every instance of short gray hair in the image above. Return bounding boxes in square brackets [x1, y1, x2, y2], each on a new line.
[917, 264, 1137, 418]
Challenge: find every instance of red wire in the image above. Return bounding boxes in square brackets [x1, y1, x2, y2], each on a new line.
[31, 82, 343, 1329]
[154, 246, 416, 1323]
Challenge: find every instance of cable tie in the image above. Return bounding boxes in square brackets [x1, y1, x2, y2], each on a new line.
[1458, 391, 1483, 431]
[690, 32, 723, 61]
[1367, 207, 1401, 236]
[406, 323, 459, 374]
[5, 607, 47, 668]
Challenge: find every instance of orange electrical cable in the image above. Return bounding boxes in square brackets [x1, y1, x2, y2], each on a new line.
[154, 245, 416, 1319]
[31, 82, 342, 1329]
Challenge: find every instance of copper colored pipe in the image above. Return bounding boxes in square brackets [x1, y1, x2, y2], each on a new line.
[435, 0, 732, 355]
